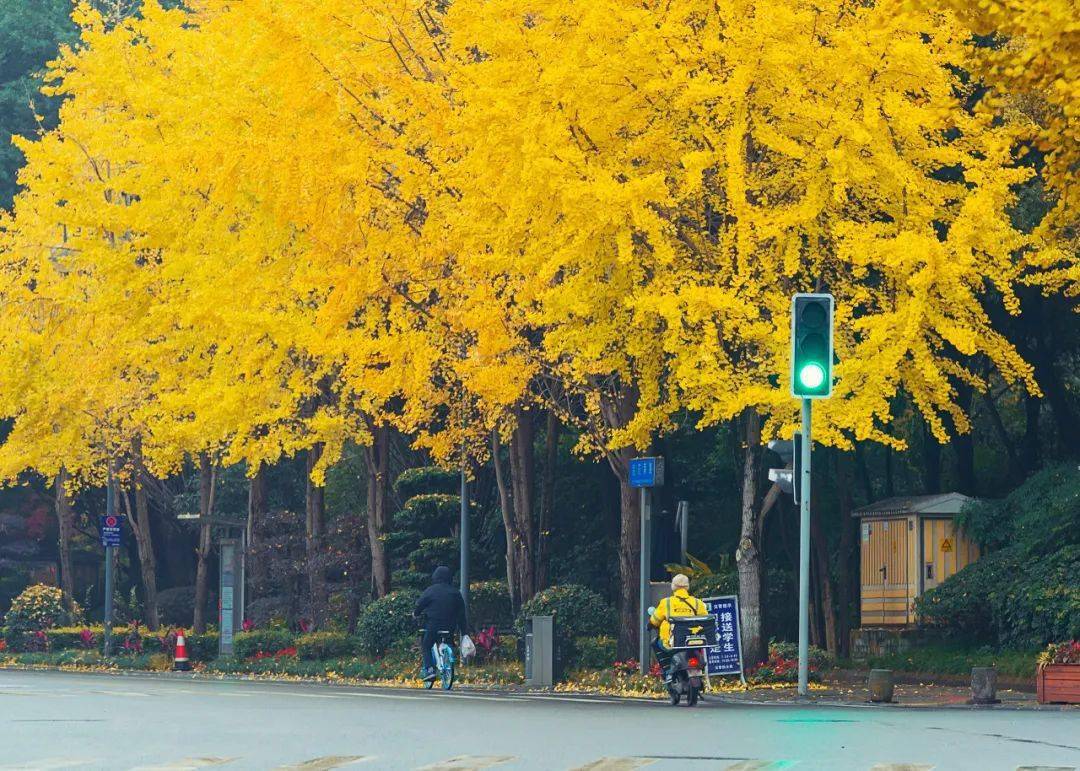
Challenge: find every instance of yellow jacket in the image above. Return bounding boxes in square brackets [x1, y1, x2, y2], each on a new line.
[650, 588, 708, 647]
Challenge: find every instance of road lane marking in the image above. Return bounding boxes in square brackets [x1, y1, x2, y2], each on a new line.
[571, 759, 655, 770]
[0, 760, 96, 770]
[274, 757, 370, 770]
[725, 763, 798, 770]
[129, 758, 237, 770]
[869, 766, 934, 771]
[416, 756, 514, 770]
[1015, 768, 1077, 771]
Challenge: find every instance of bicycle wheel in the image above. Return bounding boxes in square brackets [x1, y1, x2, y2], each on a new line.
[440, 644, 455, 690]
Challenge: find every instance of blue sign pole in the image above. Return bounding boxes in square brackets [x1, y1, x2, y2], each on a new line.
[630, 457, 664, 675]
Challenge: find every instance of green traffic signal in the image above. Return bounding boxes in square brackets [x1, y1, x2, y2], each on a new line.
[791, 294, 834, 398]
[798, 362, 825, 389]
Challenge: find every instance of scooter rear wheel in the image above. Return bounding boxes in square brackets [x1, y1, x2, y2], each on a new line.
[686, 686, 699, 706]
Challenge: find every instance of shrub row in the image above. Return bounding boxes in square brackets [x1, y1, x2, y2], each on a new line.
[0, 624, 219, 660]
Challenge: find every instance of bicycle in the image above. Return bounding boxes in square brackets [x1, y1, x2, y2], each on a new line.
[422, 630, 456, 690]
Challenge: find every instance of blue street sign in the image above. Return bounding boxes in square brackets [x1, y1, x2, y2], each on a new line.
[99, 514, 124, 548]
[629, 456, 665, 488]
[703, 595, 744, 676]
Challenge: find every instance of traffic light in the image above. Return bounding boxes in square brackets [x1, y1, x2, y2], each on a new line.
[791, 293, 834, 398]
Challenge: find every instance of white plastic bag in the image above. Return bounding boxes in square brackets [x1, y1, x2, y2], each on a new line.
[460, 634, 477, 660]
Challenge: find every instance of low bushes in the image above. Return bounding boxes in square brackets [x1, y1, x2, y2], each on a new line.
[573, 636, 617, 670]
[469, 581, 513, 630]
[233, 629, 296, 659]
[867, 644, 1039, 679]
[2, 585, 83, 649]
[356, 589, 421, 656]
[517, 585, 615, 642]
[296, 631, 359, 661]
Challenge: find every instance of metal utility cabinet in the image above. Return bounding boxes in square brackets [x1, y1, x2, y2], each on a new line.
[855, 493, 981, 627]
[525, 615, 555, 688]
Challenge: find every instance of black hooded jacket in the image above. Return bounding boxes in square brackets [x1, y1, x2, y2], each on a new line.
[414, 566, 468, 633]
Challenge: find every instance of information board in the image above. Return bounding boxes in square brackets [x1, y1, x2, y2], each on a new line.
[703, 595, 744, 677]
[629, 457, 665, 488]
[99, 514, 125, 548]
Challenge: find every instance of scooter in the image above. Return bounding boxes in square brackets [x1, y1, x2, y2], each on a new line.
[648, 606, 709, 707]
[665, 647, 706, 706]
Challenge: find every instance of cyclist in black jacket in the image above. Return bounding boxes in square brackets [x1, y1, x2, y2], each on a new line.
[414, 565, 469, 682]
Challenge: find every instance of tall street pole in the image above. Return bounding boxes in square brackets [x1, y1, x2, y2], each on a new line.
[103, 465, 115, 657]
[798, 397, 812, 696]
[638, 486, 652, 675]
[459, 455, 470, 614]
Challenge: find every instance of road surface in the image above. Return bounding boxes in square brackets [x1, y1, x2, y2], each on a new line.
[0, 670, 1077, 770]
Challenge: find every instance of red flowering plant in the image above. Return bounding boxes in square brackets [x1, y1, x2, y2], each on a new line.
[748, 641, 825, 684]
[156, 630, 178, 656]
[1038, 641, 1080, 667]
[27, 630, 50, 652]
[0, 639, 7, 654]
[78, 628, 96, 650]
[242, 619, 255, 632]
[121, 622, 143, 654]
[274, 646, 298, 659]
[474, 626, 499, 660]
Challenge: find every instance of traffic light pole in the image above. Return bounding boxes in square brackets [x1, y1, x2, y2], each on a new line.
[798, 398, 812, 696]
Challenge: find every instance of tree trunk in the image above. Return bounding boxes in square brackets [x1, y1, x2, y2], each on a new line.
[491, 429, 519, 610]
[537, 410, 559, 590]
[54, 469, 76, 614]
[193, 454, 215, 633]
[364, 424, 392, 599]
[597, 382, 642, 660]
[952, 381, 976, 495]
[509, 408, 538, 605]
[920, 419, 941, 494]
[736, 410, 766, 667]
[1022, 393, 1041, 475]
[247, 466, 268, 591]
[834, 450, 857, 658]
[305, 444, 327, 625]
[131, 463, 160, 631]
[810, 501, 838, 656]
[614, 459, 640, 660]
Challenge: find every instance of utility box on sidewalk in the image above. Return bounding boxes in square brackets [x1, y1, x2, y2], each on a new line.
[525, 615, 556, 688]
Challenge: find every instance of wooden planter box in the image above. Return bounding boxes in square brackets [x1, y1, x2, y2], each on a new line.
[1037, 664, 1080, 704]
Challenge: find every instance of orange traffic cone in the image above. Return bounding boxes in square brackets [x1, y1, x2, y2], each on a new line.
[173, 629, 191, 671]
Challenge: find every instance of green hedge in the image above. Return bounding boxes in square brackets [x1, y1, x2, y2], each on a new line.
[573, 635, 616, 670]
[469, 581, 513, 630]
[234, 629, 296, 659]
[517, 585, 615, 642]
[394, 467, 459, 499]
[296, 632, 359, 661]
[356, 590, 421, 656]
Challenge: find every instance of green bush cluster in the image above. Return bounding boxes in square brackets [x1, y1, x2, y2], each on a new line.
[394, 467, 459, 500]
[573, 635, 617, 670]
[517, 584, 616, 669]
[355, 589, 421, 656]
[233, 629, 296, 659]
[0, 623, 219, 661]
[469, 581, 513, 630]
[3, 584, 82, 633]
[915, 464, 1080, 648]
[296, 631, 359, 661]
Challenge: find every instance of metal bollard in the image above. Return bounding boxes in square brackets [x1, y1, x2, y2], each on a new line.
[971, 667, 1000, 705]
[868, 669, 895, 703]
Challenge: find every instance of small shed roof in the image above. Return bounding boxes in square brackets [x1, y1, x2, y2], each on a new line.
[852, 492, 974, 518]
